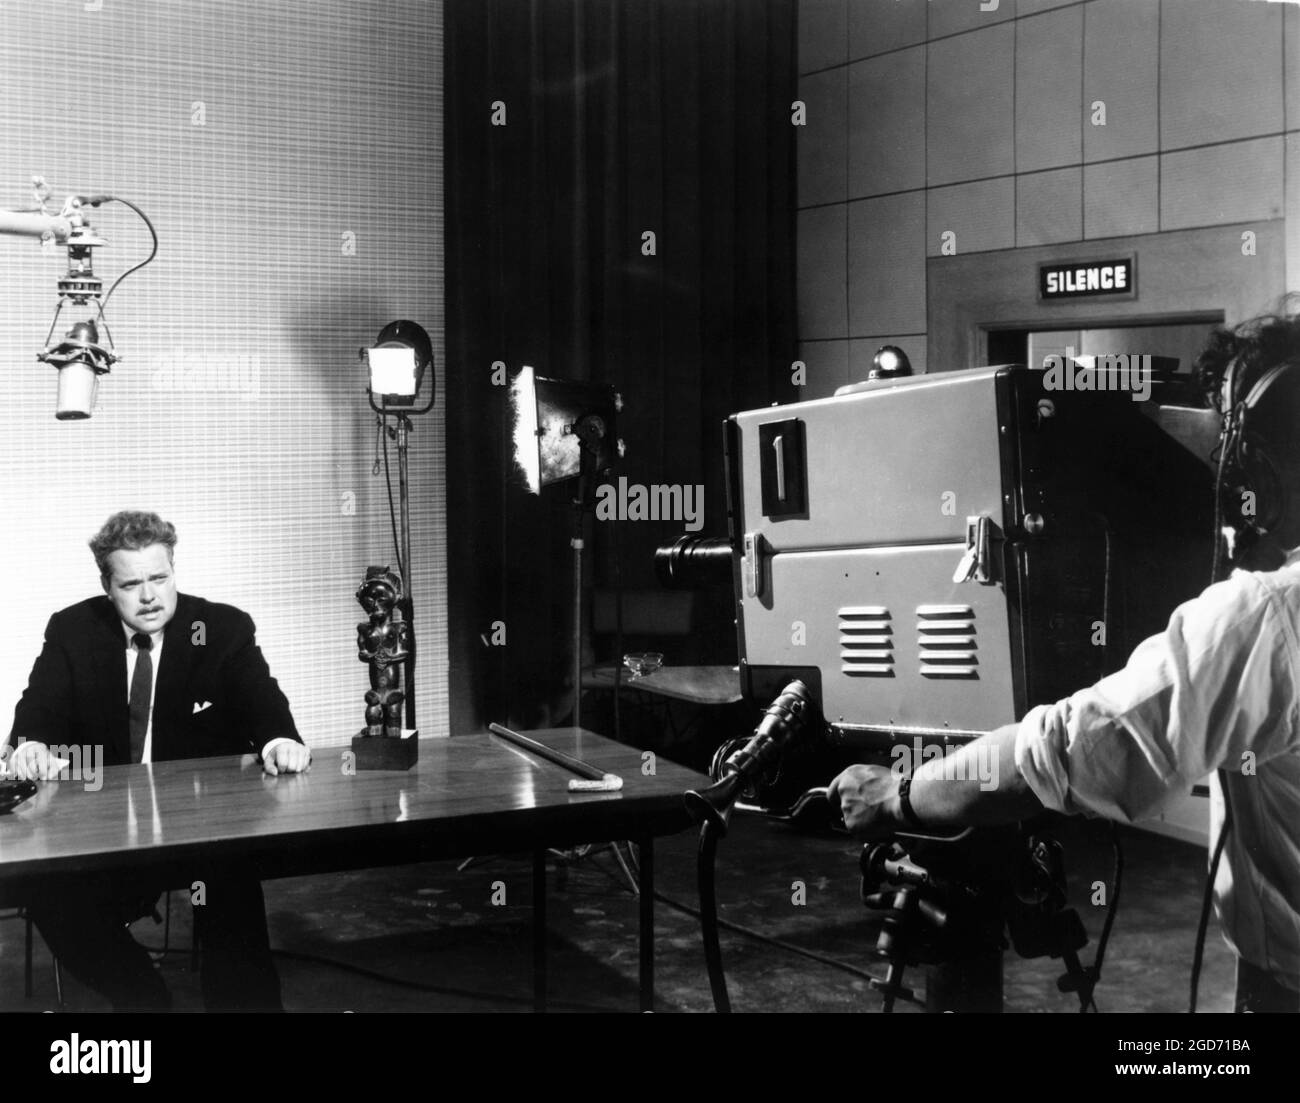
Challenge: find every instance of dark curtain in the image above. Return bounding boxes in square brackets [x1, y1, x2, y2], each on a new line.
[446, 0, 796, 733]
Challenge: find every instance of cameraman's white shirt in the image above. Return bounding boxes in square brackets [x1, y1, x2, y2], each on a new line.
[1016, 551, 1300, 987]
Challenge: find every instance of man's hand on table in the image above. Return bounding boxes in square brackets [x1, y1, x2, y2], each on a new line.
[5, 741, 67, 781]
[3, 738, 312, 779]
[261, 738, 312, 776]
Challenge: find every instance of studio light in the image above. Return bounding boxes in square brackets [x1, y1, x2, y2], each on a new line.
[363, 319, 433, 408]
[510, 366, 621, 494]
[362, 320, 435, 731]
[509, 366, 623, 727]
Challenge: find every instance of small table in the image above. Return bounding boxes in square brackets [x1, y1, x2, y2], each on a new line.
[0, 728, 708, 1011]
[584, 664, 744, 706]
[583, 664, 746, 752]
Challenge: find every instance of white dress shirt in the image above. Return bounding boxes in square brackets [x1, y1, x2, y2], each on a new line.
[1015, 550, 1300, 986]
[123, 623, 165, 764]
[122, 621, 294, 765]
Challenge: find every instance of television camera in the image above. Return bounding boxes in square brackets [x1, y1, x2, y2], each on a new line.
[664, 361, 1219, 1011]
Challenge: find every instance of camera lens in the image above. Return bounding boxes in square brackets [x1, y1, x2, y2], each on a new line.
[653, 535, 734, 589]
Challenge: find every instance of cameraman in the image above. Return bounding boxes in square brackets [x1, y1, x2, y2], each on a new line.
[829, 308, 1300, 1012]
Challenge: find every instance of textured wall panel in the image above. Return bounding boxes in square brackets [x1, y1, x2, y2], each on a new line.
[0, 0, 447, 744]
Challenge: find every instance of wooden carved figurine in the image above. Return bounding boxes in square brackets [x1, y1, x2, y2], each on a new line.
[356, 566, 410, 738]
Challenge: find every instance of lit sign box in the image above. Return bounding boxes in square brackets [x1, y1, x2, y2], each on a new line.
[1039, 257, 1136, 301]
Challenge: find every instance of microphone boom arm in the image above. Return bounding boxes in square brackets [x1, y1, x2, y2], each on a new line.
[0, 209, 73, 242]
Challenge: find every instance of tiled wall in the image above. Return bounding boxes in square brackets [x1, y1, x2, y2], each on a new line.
[796, 0, 1299, 396]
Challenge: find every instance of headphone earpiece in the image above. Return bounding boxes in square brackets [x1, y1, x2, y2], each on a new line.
[1217, 360, 1298, 538]
[1218, 456, 1260, 534]
[1236, 431, 1283, 533]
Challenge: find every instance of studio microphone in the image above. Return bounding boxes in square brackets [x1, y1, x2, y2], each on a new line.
[2, 182, 156, 419]
[39, 319, 118, 420]
[684, 679, 816, 833]
[37, 200, 116, 419]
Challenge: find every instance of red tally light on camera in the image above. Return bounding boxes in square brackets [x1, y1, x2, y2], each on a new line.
[869, 345, 912, 380]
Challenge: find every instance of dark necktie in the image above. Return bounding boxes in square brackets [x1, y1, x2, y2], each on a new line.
[129, 633, 153, 764]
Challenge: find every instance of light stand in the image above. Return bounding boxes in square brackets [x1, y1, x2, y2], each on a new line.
[363, 321, 435, 732]
[503, 369, 633, 890]
[568, 413, 613, 729]
[572, 473, 586, 728]
[509, 368, 622, 727]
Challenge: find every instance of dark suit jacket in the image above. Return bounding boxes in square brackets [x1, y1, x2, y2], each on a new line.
[10, 593, 301, 766]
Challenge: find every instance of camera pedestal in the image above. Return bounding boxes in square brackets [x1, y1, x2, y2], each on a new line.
[351, 729, 419, 770]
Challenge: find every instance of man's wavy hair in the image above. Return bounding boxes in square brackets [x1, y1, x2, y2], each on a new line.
[1195, 295, 1300, 418]
[89, 511, 178, 580]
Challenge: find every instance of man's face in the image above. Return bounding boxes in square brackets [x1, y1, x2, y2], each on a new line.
[102, 544, 178, 635]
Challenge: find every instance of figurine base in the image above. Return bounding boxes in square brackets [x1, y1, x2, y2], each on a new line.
[351, 729, 419, 771]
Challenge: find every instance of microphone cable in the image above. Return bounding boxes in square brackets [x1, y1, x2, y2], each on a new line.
[1190, 364, 1238, 1012]
[88, 195, 158, 312]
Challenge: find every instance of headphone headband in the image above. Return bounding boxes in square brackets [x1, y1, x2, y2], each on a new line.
[1237, 359, 1297, 416]
[1218, 358, 1300, 541]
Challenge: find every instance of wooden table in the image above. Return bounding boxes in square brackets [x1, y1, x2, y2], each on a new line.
[0, 729, 708, 1012]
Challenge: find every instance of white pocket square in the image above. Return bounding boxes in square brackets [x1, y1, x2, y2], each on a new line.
[193, 701, 213, 714]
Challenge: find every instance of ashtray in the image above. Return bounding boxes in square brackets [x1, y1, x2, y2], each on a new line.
[0, 779, 38, 814]
[623, 651, 664, 679]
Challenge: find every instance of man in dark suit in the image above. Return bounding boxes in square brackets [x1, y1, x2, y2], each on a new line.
[5, 510, 312, 1011]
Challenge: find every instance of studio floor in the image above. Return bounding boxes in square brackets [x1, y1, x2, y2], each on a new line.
[0, 811, 1236, 1013]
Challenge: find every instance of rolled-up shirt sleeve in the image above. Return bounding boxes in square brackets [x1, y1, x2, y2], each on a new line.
[1015, 571, 1300, 824]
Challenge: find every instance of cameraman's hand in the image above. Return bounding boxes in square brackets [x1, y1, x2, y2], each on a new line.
[827, 764, 902, 839]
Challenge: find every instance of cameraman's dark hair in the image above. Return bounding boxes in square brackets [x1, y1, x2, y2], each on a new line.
[89, 511, 178, 580]
[1195, 295, 1300, 414]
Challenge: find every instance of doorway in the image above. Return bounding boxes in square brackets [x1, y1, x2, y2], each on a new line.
[987, 318, 1222, 377]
